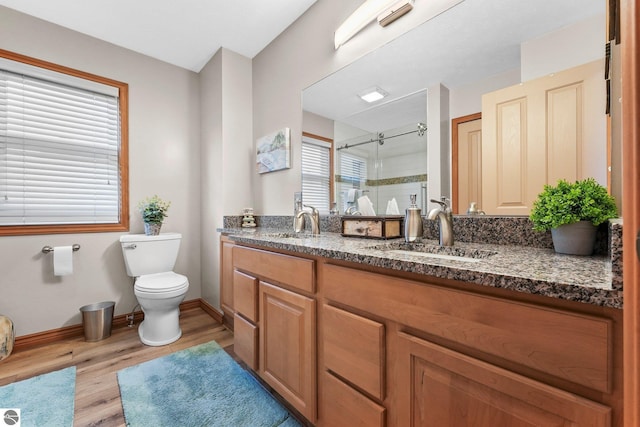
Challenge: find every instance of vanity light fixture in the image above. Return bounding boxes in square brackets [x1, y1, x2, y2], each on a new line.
[334, 0, 398, 49]
[378, 0, 415, 27]
[358, 87, 389, 103]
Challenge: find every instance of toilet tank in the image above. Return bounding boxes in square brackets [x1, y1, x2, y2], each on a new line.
[119, 233, 182, 277]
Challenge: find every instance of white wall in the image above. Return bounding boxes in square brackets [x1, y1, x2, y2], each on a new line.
[427, 84, 450, 204]
[0, 7, 202, 336]
[449, 68, 521, 119]
[200, 48, 253, 310]
[302, 111, 334, 141]
[521, 14, 604, 81]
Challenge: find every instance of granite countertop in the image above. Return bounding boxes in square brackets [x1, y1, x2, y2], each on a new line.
[221, 227, 621, 309]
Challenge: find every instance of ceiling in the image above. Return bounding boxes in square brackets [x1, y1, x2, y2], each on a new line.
[303, 0, 605, 132]
[0, 0, 317, 72]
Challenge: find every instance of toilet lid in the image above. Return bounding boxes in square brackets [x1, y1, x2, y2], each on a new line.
[135, 272, 188, 293]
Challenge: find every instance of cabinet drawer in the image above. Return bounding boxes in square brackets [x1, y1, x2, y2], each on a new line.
[323, 263, 613, 393]
[233, 245, 315, 293]
[233, 270, 258, 322]
[323, 304, 385, 400]
[321, 372, 385, 427]
[234, 314, 258, 370]
[397, 331, 611, 427]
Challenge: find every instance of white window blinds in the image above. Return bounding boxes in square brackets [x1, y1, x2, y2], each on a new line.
[339, 151, 367, 186]
[0, 64, 120, 226]
[301, 136, 331, 215]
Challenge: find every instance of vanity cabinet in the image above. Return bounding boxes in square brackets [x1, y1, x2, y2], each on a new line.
[225, 241, 622, 426]
[232, 245, 317, 422]
[319, 262, 622, 427]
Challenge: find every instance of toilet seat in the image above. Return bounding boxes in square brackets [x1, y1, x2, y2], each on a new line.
[135, 272, 188, 293]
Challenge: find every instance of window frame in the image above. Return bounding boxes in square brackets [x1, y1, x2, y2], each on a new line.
[301, 132, 334, 214]
[0, 49, 129, 236]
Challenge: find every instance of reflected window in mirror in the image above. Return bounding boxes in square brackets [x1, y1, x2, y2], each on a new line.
[337, 150, 368, 214]
[301, 133, 333, 215]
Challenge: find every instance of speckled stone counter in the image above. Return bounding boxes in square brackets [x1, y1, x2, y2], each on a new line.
[220, 226, 622, 309]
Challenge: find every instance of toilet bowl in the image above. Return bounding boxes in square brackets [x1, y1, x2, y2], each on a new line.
[119, 233, 190, 346]
[135, 272, 189, 346]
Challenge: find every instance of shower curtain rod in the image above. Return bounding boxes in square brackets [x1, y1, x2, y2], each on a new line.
[336, 122, 427, 151]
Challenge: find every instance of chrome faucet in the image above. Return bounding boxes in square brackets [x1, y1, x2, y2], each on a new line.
[428, 197, 454, 246]
[295, 204, 320, 235]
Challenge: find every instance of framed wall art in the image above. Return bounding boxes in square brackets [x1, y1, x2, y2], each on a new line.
[256, 128, 291, 174]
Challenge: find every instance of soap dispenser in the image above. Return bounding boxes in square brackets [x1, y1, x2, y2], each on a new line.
[404, 194, 423, 242]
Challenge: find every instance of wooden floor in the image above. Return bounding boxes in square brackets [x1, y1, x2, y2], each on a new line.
[0, 308, 234, 427]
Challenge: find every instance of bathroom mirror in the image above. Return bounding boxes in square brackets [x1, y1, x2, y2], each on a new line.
[302, 0, 616, 215]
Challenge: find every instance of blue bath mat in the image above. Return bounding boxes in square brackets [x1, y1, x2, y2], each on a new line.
[0, 366, 76, 427]
[117, 340, 300, 427]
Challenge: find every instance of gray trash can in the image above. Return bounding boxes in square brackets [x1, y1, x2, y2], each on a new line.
[79, 301, 115, 342]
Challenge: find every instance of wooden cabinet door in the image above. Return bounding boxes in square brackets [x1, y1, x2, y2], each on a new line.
[481, 60, 605, 215]
[259, 281, 316, 422]
[396, 332, 611, 427]
[220, 238, 235, 318]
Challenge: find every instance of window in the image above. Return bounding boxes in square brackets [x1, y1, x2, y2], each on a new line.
[336, 150, 368, 213]
[301, 133, 333, 215]
[0, 50, 128, 235]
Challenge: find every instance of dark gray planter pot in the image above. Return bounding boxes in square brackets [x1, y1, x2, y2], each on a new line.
[550, 221, 598, 255]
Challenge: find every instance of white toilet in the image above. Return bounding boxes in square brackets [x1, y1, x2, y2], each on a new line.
[119, 233, 189, 346]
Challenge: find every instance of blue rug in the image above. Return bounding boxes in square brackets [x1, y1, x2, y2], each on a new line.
[117, 340, 300, 427]
[0, 366, 76, 427]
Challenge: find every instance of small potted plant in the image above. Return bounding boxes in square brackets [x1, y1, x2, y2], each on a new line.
[138, 195, 171, 236]
[530, 178, 617, 255]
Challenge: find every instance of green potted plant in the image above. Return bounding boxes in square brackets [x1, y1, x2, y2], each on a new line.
[138, 195, 171, 236]
[530, 178, 617, 255]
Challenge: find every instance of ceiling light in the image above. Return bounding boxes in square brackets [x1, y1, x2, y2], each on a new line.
[359, 87, 389, 103]
[335, 0, 398, 49]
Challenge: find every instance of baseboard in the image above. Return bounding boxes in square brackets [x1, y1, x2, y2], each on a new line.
[199, 299, 224, 324]
[13, 298, 222, 352]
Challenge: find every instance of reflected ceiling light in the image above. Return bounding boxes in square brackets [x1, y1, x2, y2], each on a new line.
[358, 87, 389, 103]
[334, 0, 398, 49]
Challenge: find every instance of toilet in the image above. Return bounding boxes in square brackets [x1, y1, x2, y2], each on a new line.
[119, 233, 189, 346]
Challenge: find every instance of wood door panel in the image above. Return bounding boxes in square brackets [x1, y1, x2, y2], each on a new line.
[481, 60, 605, 215]
[547, 82, 583, 183]
[397, 332, 611, 427]
[457, 118, 483, 212]
[259, 281, 316, 421]
[323, 304, 385, 400]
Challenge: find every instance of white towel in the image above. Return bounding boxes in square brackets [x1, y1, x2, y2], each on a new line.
[386, 197, 400, 215]
[54, 246, 73, 276]
[357, 195, 376, 216]
[347, 188, 357, 202]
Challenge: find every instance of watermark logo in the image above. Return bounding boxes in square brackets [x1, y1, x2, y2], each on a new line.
[1, 409, 20, 426]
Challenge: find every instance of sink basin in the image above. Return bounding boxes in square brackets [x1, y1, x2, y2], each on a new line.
[370, 242, 497, 263]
